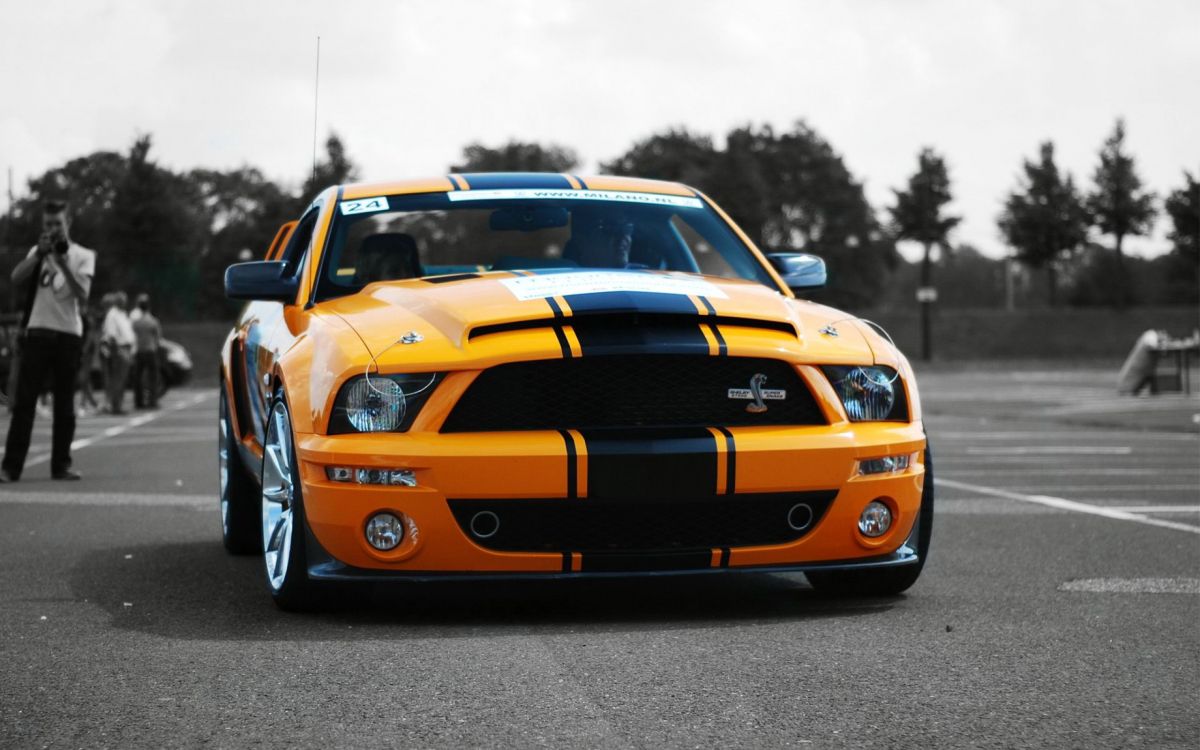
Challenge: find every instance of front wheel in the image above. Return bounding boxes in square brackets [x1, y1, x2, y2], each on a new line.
[260, 392, 317, 610]
[806, 445, 935, 597]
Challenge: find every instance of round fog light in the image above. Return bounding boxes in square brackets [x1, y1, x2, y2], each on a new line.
[365, 512, 405, 550]
[858, 501, 893, 538]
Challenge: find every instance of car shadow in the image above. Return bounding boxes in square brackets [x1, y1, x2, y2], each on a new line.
[69, 541, 899, 641]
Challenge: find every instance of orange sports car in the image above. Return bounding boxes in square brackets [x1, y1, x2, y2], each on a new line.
[219, 173, 931, 609]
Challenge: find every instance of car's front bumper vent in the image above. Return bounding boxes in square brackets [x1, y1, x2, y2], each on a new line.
[448, 491, 836, 553]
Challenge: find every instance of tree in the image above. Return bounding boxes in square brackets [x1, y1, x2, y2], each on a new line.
[600, 128, 716, 190]
[1162, 170, 1200, 304]
[301, 132, 359, 203]
[998, 142, 1090, 306]
[452, 141, 579, 173]
[888, 148, 960, 358]
[605, 122, 896, 308]
[105, 135, 206, 318]
[1086, 119, 1156, 269]
[744, 122, 898, 309]
[190, 166, 297, 314]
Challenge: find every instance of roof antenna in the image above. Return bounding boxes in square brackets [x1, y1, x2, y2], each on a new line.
[311, 36, 321, 186]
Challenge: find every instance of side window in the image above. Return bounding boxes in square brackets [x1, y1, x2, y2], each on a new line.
[279, 209, 320, 278]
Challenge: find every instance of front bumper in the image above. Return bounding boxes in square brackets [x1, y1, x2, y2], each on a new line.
[293, 421, 926, 579]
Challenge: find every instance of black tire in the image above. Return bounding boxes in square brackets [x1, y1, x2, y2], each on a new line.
[806, 445, 935, 597]
[261, 391, 319, 611]
[219, 386, 260, 554]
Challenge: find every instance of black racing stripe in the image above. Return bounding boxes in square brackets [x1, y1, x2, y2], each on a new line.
[563, 289, 700, 316]
[558, 429, 577, 499]
[719, 547, 731, 568]
[563, 289, 709, 356]
[457, 173, 574, 190]
[697, 296, 727, 354]
[582, 550, 712, 573]
[579, 427, 717, 501]
[571, 318, 709, 356]
[546, 297, 572, 358]
[551, 328, 572, 358]
[562, 552, 572, 572]
[708, 323, 727, 356]
[714, 426, 735, 495]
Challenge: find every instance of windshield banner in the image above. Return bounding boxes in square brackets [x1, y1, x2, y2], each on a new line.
[447, 188, 704, 209]
[500, 271, 727, 301]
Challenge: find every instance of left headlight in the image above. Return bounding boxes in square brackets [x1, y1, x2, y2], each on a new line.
[821, 365, 908, 421]
[328, 372, 443, 434]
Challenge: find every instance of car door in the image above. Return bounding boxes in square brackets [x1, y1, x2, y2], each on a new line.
[240, 208, 320, 448]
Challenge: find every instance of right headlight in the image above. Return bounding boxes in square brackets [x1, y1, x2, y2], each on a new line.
[328, 372, 443, 434]
[821, 365, 908, 421]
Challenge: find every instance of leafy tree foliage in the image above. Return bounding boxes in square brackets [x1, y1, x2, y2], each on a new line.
[1086, 119, 1156, 264]
[605, 121, 896, 308]
[998, 142, 1090, 306]
[105, 135, 206, 317]
[190, 166, 297, 315]
[301, 133, 359, 203]
[1162, 170, 1199, 304]
[600, 128, 715, 190]
[889, 148, 960, 253]
[452, 141, 578, 173]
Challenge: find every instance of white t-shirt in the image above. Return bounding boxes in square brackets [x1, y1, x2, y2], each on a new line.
[25, 242, 96, 337]
[102, 306, 136, 350]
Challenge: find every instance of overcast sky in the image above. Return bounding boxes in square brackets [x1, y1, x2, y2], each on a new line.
[1, 0, 1197, 259]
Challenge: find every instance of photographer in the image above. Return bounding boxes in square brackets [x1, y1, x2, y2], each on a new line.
[0, 201, 95, 482]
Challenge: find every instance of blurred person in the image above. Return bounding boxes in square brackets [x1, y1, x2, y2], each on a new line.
[77, 306, 102, 416]
[101, 291, 135, 415]
[1, 201, 95, 482]
[1117, 329, 1163, 396]
[131, 293, 162, 409]
[565, 211, 635, 268]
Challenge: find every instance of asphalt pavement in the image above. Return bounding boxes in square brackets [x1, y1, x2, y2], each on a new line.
[1, 366, 1197, 749]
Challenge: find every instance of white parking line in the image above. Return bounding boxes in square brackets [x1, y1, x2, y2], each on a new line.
[964, 446, 1132, 456]
[1101, 506, 1200, 514]
[24, 391, 212, 467]
[935, 477, 1200, 535]
[941, 468, 1200, 477]
[934, 431, 1198, 442]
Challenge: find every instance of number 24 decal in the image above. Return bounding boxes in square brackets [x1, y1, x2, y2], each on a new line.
[339, 197, 390, 215]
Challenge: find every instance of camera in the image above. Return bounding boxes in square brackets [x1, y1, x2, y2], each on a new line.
[53, 238, 69, 254]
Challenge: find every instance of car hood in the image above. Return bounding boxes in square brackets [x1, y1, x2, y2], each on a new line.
[319, 270, 880, 366]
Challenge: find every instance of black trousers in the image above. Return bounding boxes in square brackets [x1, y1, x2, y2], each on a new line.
[133, 350, 160, 408]
[2, 329, 82, 478]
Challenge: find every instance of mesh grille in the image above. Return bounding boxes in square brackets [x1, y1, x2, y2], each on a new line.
[448, 492, 835, 553]
[441, 355, 825, 432]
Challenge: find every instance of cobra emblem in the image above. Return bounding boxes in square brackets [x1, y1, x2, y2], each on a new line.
[746, 373, 769, 414]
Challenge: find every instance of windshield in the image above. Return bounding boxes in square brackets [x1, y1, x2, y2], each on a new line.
[314, 189, 778, 301]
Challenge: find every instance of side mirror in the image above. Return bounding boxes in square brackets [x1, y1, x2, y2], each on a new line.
[767, 253, 827, 292]
[224, 261, 298, 303]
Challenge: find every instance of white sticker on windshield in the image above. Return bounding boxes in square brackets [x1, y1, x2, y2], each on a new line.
[500, 272, 727, 301]
[339, 196, 390, 215]
[447, 188, 704, 209]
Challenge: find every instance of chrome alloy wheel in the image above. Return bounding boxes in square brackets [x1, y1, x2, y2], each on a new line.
[218, 395, 230, 533]
[261, 400, 295, 591]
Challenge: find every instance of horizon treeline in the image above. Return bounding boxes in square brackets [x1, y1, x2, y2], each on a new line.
[0, 119, 1196, 320]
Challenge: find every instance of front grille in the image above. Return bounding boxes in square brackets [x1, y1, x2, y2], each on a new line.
[448, 492, 836, 553]
[441, 355, 826, 432]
